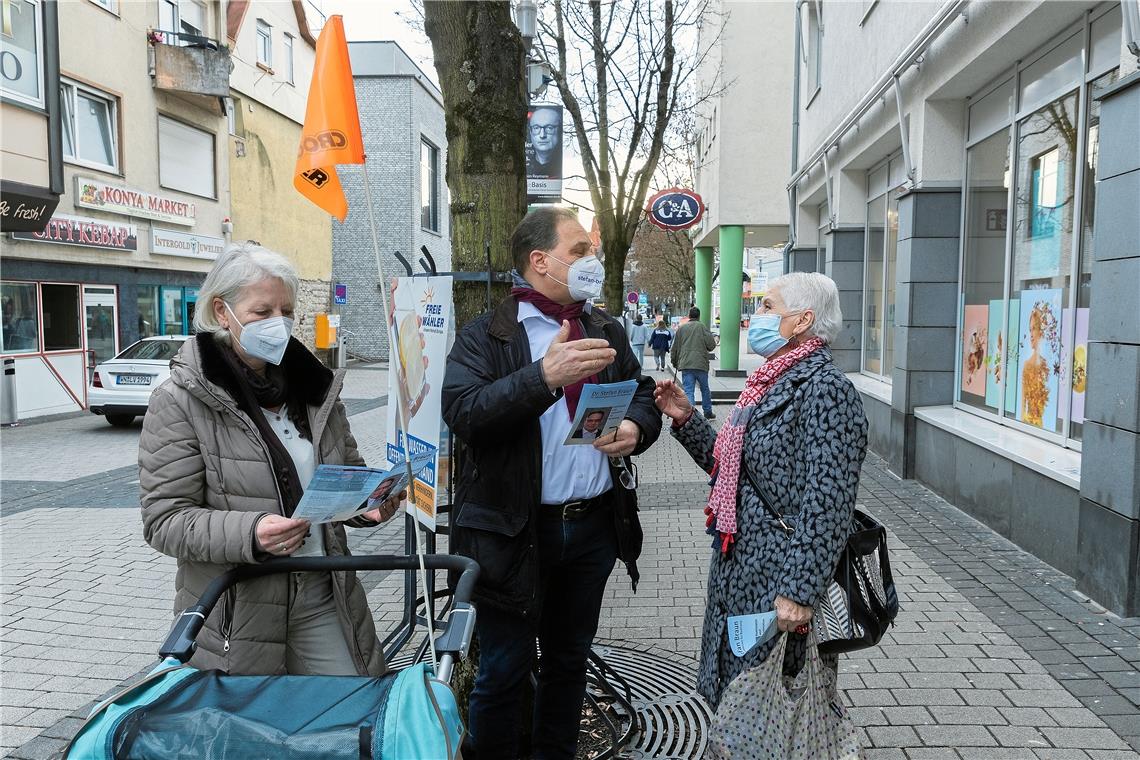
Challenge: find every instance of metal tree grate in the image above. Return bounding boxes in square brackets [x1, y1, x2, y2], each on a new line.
[589, 644, 710, 760]
[389, 642, 710, 760]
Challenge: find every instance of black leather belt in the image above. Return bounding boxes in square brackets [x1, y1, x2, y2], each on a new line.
[541, 492, 609, 521]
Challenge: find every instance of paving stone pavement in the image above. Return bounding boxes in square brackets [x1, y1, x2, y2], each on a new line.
[2, 361, 1138, 759]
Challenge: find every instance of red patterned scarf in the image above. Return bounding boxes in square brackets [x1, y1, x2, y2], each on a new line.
[705, 337, 825, 553]
[511, 288, 596, 420]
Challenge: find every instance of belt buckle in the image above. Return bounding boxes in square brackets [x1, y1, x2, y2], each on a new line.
[561, 500, 586, 520]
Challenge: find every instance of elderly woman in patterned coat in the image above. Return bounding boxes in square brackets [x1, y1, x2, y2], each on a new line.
[654, 272, 868, 711]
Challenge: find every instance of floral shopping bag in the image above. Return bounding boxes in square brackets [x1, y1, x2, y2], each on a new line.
[706, 632, 862, 759]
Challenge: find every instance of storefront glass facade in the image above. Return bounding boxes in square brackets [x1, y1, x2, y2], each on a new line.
[138, 285, 199, 338]
[957, 6, 1120, 447]
[863, 155, 905, 379]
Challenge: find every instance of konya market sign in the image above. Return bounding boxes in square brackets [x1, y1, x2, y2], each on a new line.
[75, 176, 196, 227]
[10, 214, 138, 251]
[646, 187, 705, 231]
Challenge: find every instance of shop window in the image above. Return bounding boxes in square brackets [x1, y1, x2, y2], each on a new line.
[421, 138, 440, 232]
[41, 284, 81, 352]
[137, 286, 160, 338]
[816, 202, 828, 273]
[862, 156, 903, 379]
[61, 80, 119, 172]
[162, 287, 185, 336]
[959, 128, 1012, 415]
[1, 282, 40, 353]
[158, 115, 216, 198]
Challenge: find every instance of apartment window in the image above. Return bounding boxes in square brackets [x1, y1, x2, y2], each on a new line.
[89, 0, 118, 13]
[61, 80, 119, 172]
[956, 6, 1121, 448]
[0, 0, 45, 109]
[421, 139, 440, 232]
[861, 156, 904, 379]
[805, 3, 822, 96]
[283, 33, 294, 84]
[158, 115, 215, 198]
[256, 20, 272, 67]
[179, 0, 205, 36]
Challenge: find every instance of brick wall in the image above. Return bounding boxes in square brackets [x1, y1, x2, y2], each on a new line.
[332, 75, 450, 362]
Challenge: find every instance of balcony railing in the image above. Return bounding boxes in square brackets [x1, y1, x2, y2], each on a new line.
[148, 29, 231, 108]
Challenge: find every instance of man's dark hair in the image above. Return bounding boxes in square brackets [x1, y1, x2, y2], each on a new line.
[511, 207, 580, 274]
[689, 307, 700, 320]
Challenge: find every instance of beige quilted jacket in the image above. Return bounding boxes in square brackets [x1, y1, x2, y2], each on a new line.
[139, 333, 386, 676]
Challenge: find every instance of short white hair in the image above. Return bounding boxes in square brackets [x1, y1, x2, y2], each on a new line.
[768, 272, 843, 345]
[193, 242, 299, 342]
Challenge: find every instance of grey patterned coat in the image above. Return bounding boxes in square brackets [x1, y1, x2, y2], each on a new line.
[672, 347, 868, 710]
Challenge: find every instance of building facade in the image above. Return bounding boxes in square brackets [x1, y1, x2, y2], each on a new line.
[226, 0, 330, 350]
[2, 0, 231, 419]
[692, 1, 795, 371]
[332, 41, 450, 361]
[781, 0, 1138, 614]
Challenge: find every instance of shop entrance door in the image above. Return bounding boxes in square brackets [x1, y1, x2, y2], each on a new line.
[83, 286, 119, 378]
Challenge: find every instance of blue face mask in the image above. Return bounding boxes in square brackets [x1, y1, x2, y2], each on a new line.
[748, 313, 792, 358]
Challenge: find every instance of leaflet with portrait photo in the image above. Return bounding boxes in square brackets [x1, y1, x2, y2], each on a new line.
[563, 380, 638, 446]
[291, 451, 436, 524]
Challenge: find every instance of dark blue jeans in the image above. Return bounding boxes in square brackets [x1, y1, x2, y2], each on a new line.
[467, 501, 618, 760]
[682, 369, 713, 415]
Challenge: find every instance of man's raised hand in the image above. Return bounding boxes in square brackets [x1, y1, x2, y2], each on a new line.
[542, 320, 616, 390]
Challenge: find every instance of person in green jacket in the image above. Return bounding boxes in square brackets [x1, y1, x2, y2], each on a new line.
[670, 307, 718, 419]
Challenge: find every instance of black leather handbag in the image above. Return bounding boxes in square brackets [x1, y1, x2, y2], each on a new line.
[743, 464, 900, 654]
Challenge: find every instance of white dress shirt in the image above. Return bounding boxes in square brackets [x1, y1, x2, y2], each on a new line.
[263, 403, 325, 557]
[517, 301, 613, 504]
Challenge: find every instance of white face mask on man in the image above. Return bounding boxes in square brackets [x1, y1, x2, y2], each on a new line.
[544, 252, 605, 302]
[225, 302, 294, 365]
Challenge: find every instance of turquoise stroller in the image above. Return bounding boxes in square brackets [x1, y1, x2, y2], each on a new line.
[63, 555, 478, 760]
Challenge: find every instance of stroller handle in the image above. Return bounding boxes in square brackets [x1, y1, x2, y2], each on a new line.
[159, 555, 479, 664]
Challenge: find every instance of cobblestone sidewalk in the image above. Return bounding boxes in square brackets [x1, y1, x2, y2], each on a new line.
[2, 362, 1137, 758]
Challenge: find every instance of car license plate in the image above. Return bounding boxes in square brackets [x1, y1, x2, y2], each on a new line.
[117, 374, 152, 386]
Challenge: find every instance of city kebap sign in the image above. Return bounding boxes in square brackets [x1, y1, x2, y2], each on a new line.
[75, 176, 196, 227]
[646, 187, 705, 231]
[10, 214, 138, 251]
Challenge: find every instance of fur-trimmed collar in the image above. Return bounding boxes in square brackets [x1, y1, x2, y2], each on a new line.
[193, 331, 333, 409]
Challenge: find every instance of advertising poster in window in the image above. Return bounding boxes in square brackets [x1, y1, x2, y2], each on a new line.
[384, 276, 453, 531]
[1062, 307, 1090, 425]
[1005, 299, 1020, 415]
[985, 299, 1005, 410]
[960, 305, 988, 397]
[526, 104, 563, 202]
[1016, 289, 1062, 430]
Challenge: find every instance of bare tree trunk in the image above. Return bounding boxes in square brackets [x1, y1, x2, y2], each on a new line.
[424, 1, 528, 326]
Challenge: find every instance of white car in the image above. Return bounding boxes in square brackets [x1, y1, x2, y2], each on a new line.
[88, 335, 191, 427]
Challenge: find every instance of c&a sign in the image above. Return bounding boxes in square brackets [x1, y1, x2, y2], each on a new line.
[646, 188, 705, 232]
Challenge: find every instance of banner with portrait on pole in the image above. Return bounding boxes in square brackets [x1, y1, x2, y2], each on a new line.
[526, 103, 563, 203]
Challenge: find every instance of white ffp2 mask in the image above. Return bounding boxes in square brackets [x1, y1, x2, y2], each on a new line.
[226, 303, 293, 365]
[545, 253, 605, 302]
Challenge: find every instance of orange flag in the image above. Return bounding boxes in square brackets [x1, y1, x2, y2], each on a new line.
[293, 16, 364, 221]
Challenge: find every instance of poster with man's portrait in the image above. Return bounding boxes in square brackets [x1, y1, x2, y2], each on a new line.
[526, 104, 563, 202]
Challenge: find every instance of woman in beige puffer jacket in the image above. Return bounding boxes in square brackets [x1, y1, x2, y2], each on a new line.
[139, 244, 398, 676]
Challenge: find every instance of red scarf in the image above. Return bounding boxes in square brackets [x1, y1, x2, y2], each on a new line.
[705, 338, 825, 552]
[512, 288, 597, 420]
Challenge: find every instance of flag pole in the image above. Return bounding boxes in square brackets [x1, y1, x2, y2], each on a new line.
[360, 160, 439, 673]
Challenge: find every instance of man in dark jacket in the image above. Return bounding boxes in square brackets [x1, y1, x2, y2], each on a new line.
[442, 207, 662, 760]
[671, 307, 718, 419]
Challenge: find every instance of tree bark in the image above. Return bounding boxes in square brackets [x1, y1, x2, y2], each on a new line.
[424, 1, 528, 326]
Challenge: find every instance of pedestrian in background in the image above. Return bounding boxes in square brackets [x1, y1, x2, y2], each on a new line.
[654, 272, 868, 723]
[670, 306, 718, 419]
[649, 319, 673, 371]
[139, 243, 403, 677]
[627, 313, 651, 368]
[442, 207, 661, 760]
